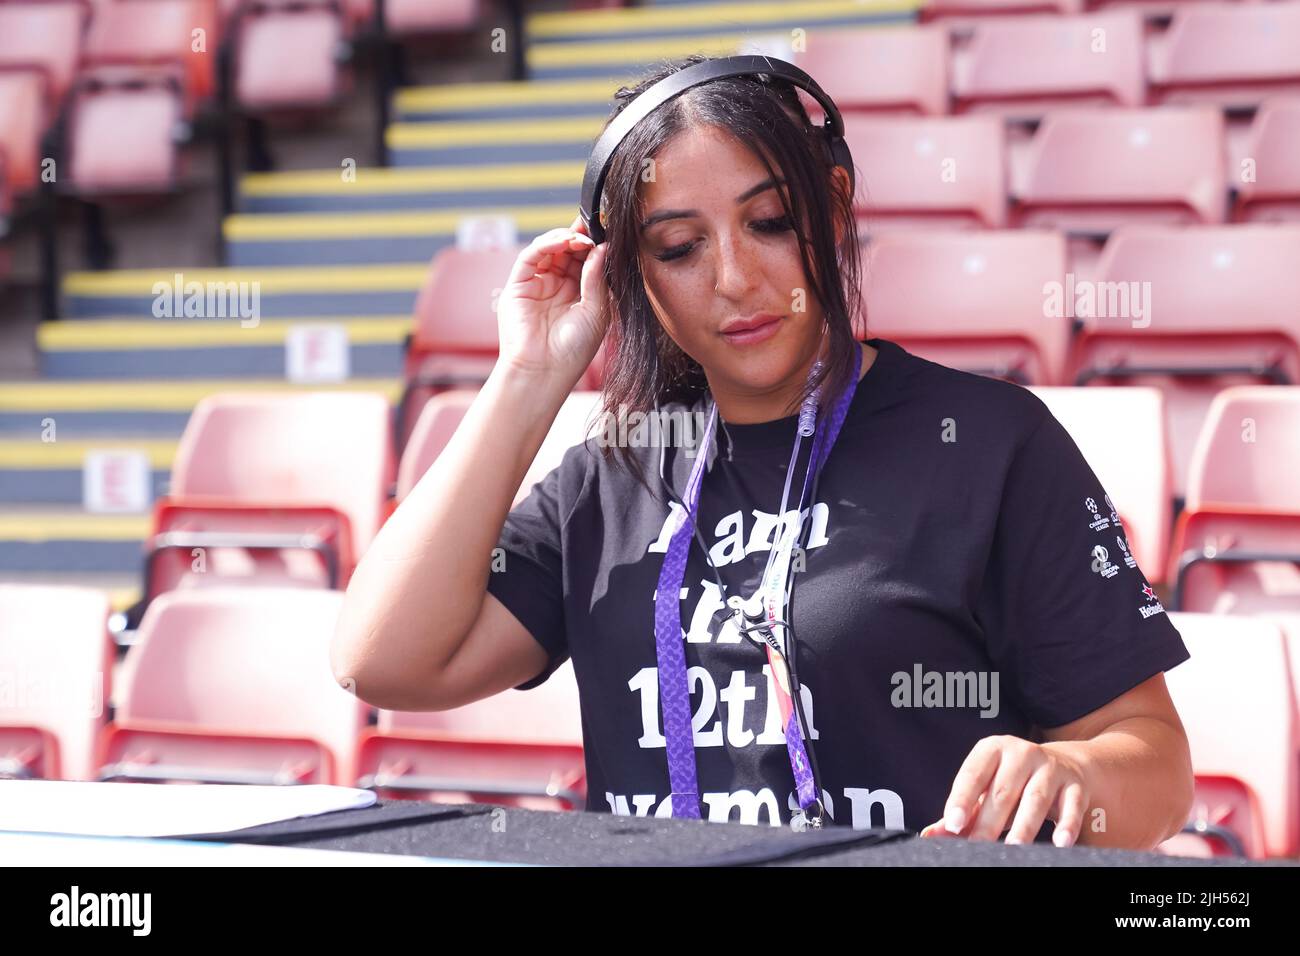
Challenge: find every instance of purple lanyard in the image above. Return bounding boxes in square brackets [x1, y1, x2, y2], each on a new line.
[653, 341, 862, 823]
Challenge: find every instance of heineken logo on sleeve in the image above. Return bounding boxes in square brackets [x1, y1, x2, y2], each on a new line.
[1138, 583, 1166, 619]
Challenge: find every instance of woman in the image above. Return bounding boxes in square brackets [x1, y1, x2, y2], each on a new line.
[331, 54, 1194, 849]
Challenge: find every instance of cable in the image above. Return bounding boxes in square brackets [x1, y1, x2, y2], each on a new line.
[784, 422, 828, 815]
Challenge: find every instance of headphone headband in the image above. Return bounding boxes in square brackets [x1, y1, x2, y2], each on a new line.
[579, 55, 855, 244]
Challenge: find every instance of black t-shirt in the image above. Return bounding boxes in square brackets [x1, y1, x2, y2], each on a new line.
[485, 338, 1190, 836]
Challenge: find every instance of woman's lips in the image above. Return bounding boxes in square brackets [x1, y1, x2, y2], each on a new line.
[721, 315, 783, 346]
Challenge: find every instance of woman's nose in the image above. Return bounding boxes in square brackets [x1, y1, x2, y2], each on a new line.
[711, 229, 759, 299]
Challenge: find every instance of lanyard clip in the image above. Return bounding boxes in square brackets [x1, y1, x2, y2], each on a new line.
[791, 799, 826, 832]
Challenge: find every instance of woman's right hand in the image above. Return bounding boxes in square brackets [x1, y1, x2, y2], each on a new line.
[495, 215, 610, 385]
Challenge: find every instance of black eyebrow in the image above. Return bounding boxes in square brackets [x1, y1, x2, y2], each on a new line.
[639, 177, 786, 232]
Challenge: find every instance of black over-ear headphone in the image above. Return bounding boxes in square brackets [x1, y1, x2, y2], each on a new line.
[578, 55, 856, 245]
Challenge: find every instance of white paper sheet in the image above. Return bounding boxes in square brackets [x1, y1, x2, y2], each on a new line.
[0, 831, 480, 866]
[0, 780, 378, 837]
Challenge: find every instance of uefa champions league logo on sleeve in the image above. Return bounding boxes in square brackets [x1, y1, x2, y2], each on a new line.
[1084, 497, 1111, 532]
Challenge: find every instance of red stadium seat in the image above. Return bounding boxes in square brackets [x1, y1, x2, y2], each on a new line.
[1011, 107, 1227, 233]
[844, 114, 1007, 229]
[1148, 2, 1300, 110]
[395, 389, 603, 509]
[397, 245, 522, 450]
[0, 71, 44, 198]
[383, 0, 480, 35]
[233, 1, 346, 112]
[0, 2, 88, 112]
[395, 389, 478, 503]
[1067, 224, 1300, 498]
[357, 661, 584, 810]
[137, 391, 395, 622]
[1029, 387, 1172, 580]
[63, 67, 184, 196]
[1234, 97, 1300, 223]
[0, 585, 113, 782]
[862, 230, 1068, 384]
[794, 25, 950, 116]
[81, 0, 218, 115]
[1171, 386, 1300, 613]
[397, 245, 603, 451]
[951, 12, 1146, 116]
[101, 588, 367, 786]
[1160, 612, 1298, 858]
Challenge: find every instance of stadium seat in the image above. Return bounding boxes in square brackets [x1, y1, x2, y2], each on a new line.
[0, 2, 89, 113]
[794, 25, 950, 116]
[396, 245, 523, 450]
[396, 389, 604, 509]
[101, 588, 367, 786]
[1148, 2, 1300, 110]
[1233, 98, 1300, 223]
[1170, 386, 1300, 614]
[394, 389, 475, 504]
[397, 245, 603, 451]
[136, 391, 394, 624]
[0, 71, 45, 199]
[1029, 386, 1172, 580]
[843, 114, 1007, 229]
[381, 0, 480, 36]
[0, 585, 113, 782]
[951, 11, 1146, 116]
[63, 66, 185, 196]
[1160, 612, 1298, 858]
[862, 229, 1068, 384]
[81, 0, 217, 115]
[1067, 224, 1300, 499]
[231, 1, 347, 112]
[1010, 107, 1227, 233]
[356, 660, 585, 810]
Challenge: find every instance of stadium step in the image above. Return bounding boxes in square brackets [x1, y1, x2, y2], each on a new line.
[223, 204, 573, 267]
[0, 377, 402, 438]
[0, 508, 148, 575]
[37, 318, 411, 380]
[239, 159, 583, 214]
[391, 77, 624, 125]
[523, 0, 918, 79]
[61, 265, 428, 319]
[385, 116, 602, 166]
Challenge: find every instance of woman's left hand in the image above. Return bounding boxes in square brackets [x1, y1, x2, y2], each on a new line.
[918, 735, 1090, 846]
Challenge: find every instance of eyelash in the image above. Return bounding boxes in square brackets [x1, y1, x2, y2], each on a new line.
[653, 215, 794, 263]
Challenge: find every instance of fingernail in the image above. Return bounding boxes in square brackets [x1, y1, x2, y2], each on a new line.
[1005, 834, 1023, 845]
[943, 806, 967, 834]
[1052, 827, 1072, 848]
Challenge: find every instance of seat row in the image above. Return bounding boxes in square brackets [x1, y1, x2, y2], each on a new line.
[0, 584, 1295, 856]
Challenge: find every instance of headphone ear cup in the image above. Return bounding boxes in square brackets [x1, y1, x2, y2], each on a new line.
[828, 135, 855, 199]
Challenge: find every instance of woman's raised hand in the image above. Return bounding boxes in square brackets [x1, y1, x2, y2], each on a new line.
[495, 215, 610, 386]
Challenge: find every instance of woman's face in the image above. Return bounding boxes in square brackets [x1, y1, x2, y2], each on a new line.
[636, 124, 841, 412]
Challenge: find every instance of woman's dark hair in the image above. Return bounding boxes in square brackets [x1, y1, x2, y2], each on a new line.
[590, 53, 864, 495]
